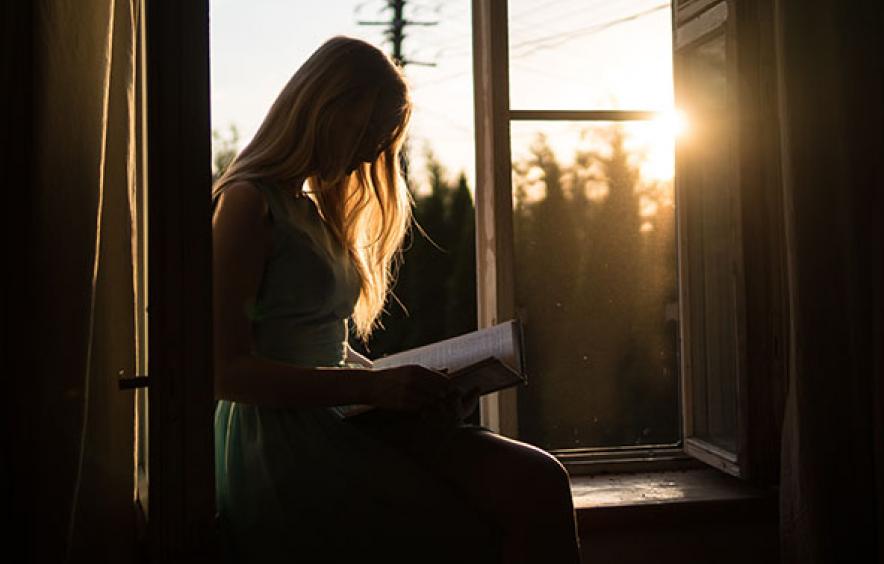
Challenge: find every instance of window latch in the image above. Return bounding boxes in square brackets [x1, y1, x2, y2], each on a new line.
[118, 376, 151, 390]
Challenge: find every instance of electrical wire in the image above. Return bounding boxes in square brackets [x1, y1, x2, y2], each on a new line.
[510, 3, 669, 57]
[510, 0, 632, 35]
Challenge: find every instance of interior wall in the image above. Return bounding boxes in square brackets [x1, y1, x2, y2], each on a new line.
[10, 1, 139, 561]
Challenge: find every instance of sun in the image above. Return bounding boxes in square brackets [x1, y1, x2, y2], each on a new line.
[639, 109, 689, 181]
[657, 108, 689, 138]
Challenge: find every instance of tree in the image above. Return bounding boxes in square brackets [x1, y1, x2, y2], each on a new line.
[445, 173, 477, 338]
[512, 125, 678, 449]
[212, 124, 240, 181]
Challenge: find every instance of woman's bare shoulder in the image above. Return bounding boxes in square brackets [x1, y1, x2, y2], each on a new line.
[214, 180, 270, 223]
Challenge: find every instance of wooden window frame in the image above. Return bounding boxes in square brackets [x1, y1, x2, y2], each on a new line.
[143, 0, 217, 560]
[472, 0, 786, 480]
[674, 0, 787, 481]
[472, 0, 691, 473]
[674, 0, 744, 476]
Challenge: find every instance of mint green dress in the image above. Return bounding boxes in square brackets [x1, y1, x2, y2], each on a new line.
[213, 182, 495, 563]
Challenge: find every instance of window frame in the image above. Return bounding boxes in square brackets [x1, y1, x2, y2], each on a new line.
[673, 0, 745, 476]
[143, 0, 217, 559]
[674, 0, 787, 482]
[471, 0, 787, 480]
[471, 0, 692, 472]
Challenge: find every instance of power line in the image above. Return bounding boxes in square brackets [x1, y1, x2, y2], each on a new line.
[511, 3, 669, 58]
[510, 0, 631, 33]
[426, 1, 669, 63]
[409, 69, 471, 90]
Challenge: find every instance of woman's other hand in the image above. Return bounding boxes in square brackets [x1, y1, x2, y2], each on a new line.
[368, 365, 452, 412]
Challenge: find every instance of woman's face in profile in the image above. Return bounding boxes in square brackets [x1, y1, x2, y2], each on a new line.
[343, 87, 402, 174]
[344, 116, 390, 174]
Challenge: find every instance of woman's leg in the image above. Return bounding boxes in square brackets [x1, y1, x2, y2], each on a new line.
[430, 429, 581, 564]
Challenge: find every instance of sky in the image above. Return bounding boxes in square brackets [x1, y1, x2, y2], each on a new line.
[209, 0, 675, 193]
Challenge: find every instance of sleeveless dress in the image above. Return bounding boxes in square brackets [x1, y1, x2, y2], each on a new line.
[213, 182, 496, 563]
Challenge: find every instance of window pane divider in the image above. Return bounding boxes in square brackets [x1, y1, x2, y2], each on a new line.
[509, 109, 661, 121]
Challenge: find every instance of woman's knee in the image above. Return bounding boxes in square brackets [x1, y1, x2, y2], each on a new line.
[516, 446, 572, 502]
[472, 433, 572, 501]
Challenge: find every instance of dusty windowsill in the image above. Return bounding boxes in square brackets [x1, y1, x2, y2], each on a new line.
[571, 468, 777, 528]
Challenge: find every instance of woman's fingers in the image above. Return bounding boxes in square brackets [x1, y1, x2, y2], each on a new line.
[371, 364, 452, 411]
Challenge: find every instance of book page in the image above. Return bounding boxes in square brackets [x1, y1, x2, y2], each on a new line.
[372, 320, 523, 374]
[339, 321, 525, 419]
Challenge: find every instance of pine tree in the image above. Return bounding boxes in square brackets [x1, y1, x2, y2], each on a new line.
[512, 125, 678, 449]
[446, 173, 477, 338]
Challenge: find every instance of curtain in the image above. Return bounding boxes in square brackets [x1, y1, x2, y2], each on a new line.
[12, 0, 141, 561]
[775, 1, 884, 562]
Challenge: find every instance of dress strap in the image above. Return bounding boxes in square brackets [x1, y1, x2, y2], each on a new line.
[252, 181, 289, 223]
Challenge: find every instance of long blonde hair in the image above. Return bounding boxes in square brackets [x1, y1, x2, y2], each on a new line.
[214, 36, 413, 340]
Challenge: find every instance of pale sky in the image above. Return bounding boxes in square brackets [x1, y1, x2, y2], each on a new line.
[209, 0, 674, 193]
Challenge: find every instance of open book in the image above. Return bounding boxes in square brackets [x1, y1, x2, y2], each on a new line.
[341, 319, 526, 417]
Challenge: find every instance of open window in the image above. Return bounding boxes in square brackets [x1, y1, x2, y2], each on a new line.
[473, 0, 685, 470]
[673, 0, 742, 475]
[473, 0, 786, 479]
[673, 0, 787, 480]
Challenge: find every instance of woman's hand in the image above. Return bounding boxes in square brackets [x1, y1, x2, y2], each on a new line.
[420, 387, 481, 427]
[367, 365, 452, 412]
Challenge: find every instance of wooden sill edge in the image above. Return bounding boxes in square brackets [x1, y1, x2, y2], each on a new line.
[570, 468, 778, 527]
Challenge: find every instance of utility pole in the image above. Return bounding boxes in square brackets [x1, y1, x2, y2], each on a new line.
[357, 0, 437, 179]
[357, 0, 437, 68]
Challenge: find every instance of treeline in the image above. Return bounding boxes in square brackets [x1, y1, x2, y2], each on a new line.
[511, 126, 679, 449]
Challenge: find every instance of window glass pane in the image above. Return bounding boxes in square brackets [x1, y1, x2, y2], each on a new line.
[507, 0, 673, 110]
[511, 120, 679, 450]
[679, 33, 738, 452]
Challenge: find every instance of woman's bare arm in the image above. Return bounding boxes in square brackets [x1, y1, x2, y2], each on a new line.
[212, 181, 376, 407]
[212, 181, 449, 410]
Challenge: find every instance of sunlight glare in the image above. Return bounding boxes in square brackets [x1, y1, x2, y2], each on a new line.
[640, 109, 687, 181]
[658, 108, 689, 138]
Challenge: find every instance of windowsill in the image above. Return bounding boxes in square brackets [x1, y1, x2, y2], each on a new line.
[571, 468, 780, 562]
[571, 467, 777, 528]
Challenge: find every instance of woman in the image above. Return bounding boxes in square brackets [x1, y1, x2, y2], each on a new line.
[213, 36, 580, 563]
